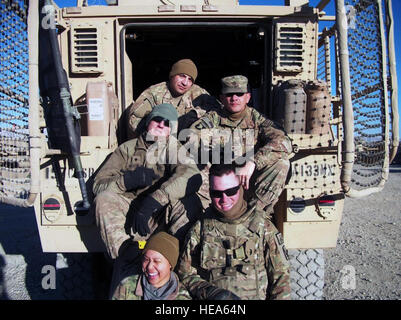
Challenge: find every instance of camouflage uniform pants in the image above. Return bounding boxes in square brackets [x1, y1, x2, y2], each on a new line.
[94, 191, 202, 259]
[251, 158, 290, 217]
[196, 158, 290, 217]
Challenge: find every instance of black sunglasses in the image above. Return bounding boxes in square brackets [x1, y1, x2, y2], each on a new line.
[210, 185, 241, 198]
[151, 116, 170, 127]
[224, 92, 246, 97]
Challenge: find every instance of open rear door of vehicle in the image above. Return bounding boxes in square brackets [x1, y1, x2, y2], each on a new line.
[337, 0, 398, 197]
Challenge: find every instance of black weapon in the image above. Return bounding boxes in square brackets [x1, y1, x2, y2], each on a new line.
[42, 0, 90, 210]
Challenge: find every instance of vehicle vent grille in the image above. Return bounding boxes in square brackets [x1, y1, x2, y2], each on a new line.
[275, 23, 305, 73]
[70, 24, 102, 74]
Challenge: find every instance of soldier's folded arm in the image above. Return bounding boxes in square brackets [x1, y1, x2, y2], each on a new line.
[253, 119, 293, 171]
[92, 142, 136, 196]
[191, 90, 222, 115]
[150, 156, 201, 207]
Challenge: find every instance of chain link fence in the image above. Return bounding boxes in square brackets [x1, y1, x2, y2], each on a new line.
[317, 0, 395, 191]
[0, 0, 30, 202]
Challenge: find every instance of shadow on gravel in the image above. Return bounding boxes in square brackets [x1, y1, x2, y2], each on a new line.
[0, 203, 61, 300]
[0, 255, 10, 300]
[389, 164, 401, 173]
[0, 204, 112, 300]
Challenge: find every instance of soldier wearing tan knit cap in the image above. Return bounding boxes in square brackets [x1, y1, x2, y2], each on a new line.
[143, 231, 180, 269]
[110, 232, 191, 300]
[169, 59, 198, 83]
[127, 58, 221, 139]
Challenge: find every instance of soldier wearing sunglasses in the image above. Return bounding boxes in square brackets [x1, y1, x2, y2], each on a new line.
[189, 75, 292, 217]
[93, 103, 202, 260]
[177, 164, 291, 300]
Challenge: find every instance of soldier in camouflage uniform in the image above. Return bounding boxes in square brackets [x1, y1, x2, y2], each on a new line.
[93, 103, 202, 260]
[188, 75, 292, 214]
[111, 232, 191, 300]
[177, 164, 291, 300]
[127, 59, 221, 139]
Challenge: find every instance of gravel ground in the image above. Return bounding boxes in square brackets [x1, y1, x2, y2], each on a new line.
[0, 204, 62, 300]
[324, 164, 401, 300]
[0, 166, 400, 300]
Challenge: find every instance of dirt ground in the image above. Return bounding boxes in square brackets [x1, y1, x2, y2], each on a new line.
[324, 164, 401, 300]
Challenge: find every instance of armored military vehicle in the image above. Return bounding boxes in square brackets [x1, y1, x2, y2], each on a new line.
[0, 0, 398, 299]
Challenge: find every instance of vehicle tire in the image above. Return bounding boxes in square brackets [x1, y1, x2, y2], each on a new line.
[56, 253, 112, 300]
[288, 249, 324, 300]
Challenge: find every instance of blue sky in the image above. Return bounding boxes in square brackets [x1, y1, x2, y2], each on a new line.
[54, 0, 400, 136]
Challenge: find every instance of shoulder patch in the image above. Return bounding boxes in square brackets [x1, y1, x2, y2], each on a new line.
[195, 122, 205, 130]
[201, 117, 214, 129]
[274, 232, 290, 262]
[194, 117, 214, 130]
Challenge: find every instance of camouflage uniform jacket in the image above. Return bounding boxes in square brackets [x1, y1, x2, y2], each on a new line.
[177, 205, 291, 300]
[190, 106, 292, 169]
[112, 272, 191, 300]
[93, 134, 200, 206]
[128, 81, 221, 136]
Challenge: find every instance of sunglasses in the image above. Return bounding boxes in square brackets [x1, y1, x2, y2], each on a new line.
[210, 185, 241, 198]
[151, 116, 170, 127]
[224, 92, 246, 97]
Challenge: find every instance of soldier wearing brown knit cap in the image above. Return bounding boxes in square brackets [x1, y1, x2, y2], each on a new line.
[143, 231, 179, 269]
[110, 232, 191, 300]
[169, 59, 198, 83]
[127, 59, 221, 139]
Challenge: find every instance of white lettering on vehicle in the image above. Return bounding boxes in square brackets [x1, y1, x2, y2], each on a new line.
[292, 163, 336, 177]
